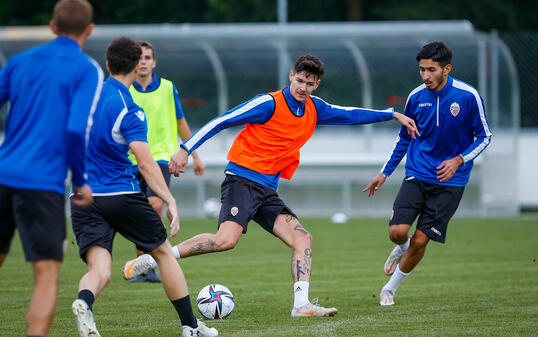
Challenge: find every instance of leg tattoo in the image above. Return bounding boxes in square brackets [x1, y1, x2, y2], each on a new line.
[187, 239, 217, 256]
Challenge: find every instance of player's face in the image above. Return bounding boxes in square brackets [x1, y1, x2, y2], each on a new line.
[419, 59, 451, 92]
[137, 47, 156, 77]
[289, 70, 320, 102]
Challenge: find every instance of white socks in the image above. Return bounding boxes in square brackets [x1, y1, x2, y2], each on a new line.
[293, 281, 310, 308]
[172, 245, 181, 259]
[382, 264, 410, 294]
[399, 237, 410, 254]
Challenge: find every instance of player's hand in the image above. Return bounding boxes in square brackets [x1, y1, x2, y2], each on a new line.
[193, 157, 206, 176]
[362, 173, 386, 197]
[393, 112, 420, 139]
[436, 156, 463, 182]
[72, 184, 93, 208]
[166, 202, 180, 238]
[169, 147, 189, 177]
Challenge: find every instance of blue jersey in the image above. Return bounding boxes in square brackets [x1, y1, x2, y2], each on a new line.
[0, 36, 103, 194]
[182, 87, 394, 189]
[381, 76, 492, 186]
[86, 77, 148, 195]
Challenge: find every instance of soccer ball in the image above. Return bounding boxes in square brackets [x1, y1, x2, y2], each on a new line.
[202, 197, 220, 218]
[196, 284, 235, 319]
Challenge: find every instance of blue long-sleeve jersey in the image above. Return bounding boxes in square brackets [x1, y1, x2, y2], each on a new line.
[381, 76, 492, 186]
[183, 87, 394, 189]
[0, 36, 104, 194]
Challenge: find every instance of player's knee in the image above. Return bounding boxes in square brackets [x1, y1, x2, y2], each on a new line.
[216, 236, 239, 251]
[148, 197, 164, 214]
[411, 233, 429, 248]
[388, 226, 408, 243]
[293, 230, 313, 248]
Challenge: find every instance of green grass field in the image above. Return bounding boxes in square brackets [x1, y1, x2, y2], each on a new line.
[1, 217, 537, 336]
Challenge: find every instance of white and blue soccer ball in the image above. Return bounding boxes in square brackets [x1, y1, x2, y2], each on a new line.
[196, 284, 235, 319]
[202, 198, 220, 218]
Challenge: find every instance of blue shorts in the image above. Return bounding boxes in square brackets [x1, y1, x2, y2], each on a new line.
[218, 174, 297, 235]
[71, 193, 167, 262]
[0, 185, 65, 261]
[390, 177, 464, 243]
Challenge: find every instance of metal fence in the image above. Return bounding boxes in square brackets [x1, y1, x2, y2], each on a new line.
[0, 21, 522, 217]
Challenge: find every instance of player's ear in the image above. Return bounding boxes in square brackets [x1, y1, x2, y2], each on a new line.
[288, 70, 294, 82]
[105, 61, 111, 73]
[443, 64, 452, 76]
[84, 23, 94, 38]
[50, 20, 58, 35]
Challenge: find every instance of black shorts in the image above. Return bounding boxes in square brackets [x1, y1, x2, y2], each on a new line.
[71, 193, 167, 262]
[134, 163, 171, 198]
[390, 177, 465, 243]
[0, 185, 65, 261]
[218, 174, 297, 235]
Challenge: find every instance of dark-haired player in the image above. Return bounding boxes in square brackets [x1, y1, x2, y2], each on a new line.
[124, 54, 419, 317]
[363, 41, 492, 306]
[70, 37, 217, 337]
[0, 1, 102, 335]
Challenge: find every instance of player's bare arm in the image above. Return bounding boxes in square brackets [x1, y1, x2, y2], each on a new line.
[393, 112, 420, 139]
[169, 147, 189, 177]
[436, 155, 463, 182]
[362, 173, 387, 197]
[130, 140, 180, 237]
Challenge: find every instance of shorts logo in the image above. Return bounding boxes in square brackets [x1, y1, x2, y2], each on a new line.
[390, 209, 394, 221]
[230, 206, 239, 216]
[450, 102, 460, 117]
[430, 227, 441, 236]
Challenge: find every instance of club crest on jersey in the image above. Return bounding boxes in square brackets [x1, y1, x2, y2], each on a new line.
[135, 110, 145, 121]
[230, 206, 239, 216]
[450, 102, 460, 117]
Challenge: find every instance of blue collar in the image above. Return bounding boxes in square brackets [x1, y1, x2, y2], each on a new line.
[283, 87, 306, 117]
[55, 36, 81, 49]
[106, 77, 131, 95]
[132, 73, 161, 92]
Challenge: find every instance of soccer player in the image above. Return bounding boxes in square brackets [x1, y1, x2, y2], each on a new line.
[125, 40, 206, 283]
[0, 0, 102, 336]
[362, 41, 492, 306]
[70, 37, 217, 337]
[123, 54, 420, 317]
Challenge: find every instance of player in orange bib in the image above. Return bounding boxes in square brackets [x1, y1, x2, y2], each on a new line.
[123, 54, 419, 317]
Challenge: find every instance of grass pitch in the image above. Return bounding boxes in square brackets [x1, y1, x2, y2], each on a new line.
[1, 217, 537, 336]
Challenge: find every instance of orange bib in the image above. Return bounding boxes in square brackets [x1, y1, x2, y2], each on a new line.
[227, 90, 317, 179]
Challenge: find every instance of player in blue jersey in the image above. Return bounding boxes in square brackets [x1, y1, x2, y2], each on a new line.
[70, 37, 217, 337]
[0, 1, 102, 336]
[363, 41, 492, 306]
[125, 40, 206, 283]
[123, 54, 420, 317]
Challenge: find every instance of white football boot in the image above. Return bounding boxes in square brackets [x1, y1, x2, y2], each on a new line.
[72, 299, 101, 337]
[379, 290, 395, 306]
[182, 319, 218, 336]
[291, 298, 338, 317]
[123, 254, 156, 280]
[384, 245, 404, 275]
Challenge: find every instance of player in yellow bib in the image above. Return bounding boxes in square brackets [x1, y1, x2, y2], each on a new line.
[127, 40, 205, 283]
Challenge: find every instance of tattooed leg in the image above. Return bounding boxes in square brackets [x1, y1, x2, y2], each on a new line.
[176, 221, 243, 258]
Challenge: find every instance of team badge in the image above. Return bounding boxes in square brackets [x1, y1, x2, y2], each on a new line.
[450, 102, 460, 117]
[230, 206, 239, 216]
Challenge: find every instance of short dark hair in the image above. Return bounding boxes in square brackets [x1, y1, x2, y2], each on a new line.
[137, 40, 156, 59]
[416, 41, 452, 67]
[294, 54, 324, 79]
[53, 0, 93, 36]
[106, 37, 142, 75]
